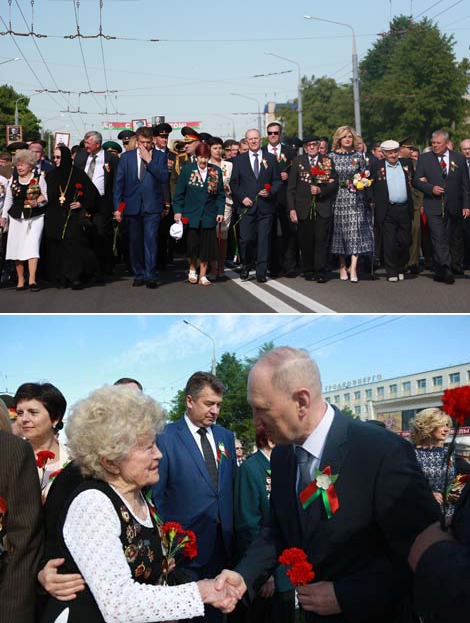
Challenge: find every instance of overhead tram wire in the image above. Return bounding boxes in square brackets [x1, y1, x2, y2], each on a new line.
[429, 0, 463, 20]
[98, 0, 113, 115]
[0, 14, 80, 136]
[12, 0, 83, 134]
[415, 0, 446, 18]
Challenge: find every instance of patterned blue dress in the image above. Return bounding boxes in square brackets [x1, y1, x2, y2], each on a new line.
[329, 151, 374, 256]
[414, 446, 455, 517]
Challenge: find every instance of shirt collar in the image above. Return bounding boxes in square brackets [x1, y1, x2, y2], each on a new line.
[296, 402, 335, 460]
[184, 413, 213, 436]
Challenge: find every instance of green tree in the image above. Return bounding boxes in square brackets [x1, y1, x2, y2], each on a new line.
[0, 85, 42, 145]
[360, 16, 470, 145]
[279, 76, 354, 139]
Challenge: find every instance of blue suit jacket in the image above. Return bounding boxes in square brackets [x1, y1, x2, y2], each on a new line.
[113, 148, 168, 216]
[152, 417, 237, 570]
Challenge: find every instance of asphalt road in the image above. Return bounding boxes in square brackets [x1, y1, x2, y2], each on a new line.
[1, 260, 469, 314]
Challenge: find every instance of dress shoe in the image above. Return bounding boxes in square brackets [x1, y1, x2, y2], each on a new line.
[304, 272, 314, 281]
[71, 281, 83, 290]
[132, 278, 145, 287]
[256, 276, 267, 283]
[316, 274, 327, 284]
[146, 280, 158, 289]
[434, 272, 455, 284]
[452, 267, 464, 276]
[284, 270, 297, 278]
[240, 268, 250, 281]
[407, 265, 419, 275]
[29, 283, 40, 292]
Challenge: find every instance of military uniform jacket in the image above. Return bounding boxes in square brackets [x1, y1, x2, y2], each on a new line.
[287, 154, 339, 219]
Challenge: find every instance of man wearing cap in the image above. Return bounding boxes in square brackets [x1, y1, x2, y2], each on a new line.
[74, 130, 119, 279]
[113, 126, 168, 289]
[287, 136, 338, 282]
[263, 122, 297, 278]
[230, 128, 282, 282]
[102, 141, 122, 158]
[414, 129, 470, 283]
[170, 126, 201, 198]
[370, 140, 414, 282]
[152, 122, 176, 268]
[117, 129, 136, 152]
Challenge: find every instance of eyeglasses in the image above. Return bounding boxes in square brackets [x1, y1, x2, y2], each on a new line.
[235, 446, 242, 450]
[53, 156, 61, 160]
[268, 131, 279, 136]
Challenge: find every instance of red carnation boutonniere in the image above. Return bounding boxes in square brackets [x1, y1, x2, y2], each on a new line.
[299, 466, 339, 519]
[278, 547, 315, 586]
[217, 441, 230, 463]
[160, 521, 198, 585]
[104, 163, 111, 173]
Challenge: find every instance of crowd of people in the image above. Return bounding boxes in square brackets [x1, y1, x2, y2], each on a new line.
[1, 351, 470, 623]
[1, 123, 469, 291]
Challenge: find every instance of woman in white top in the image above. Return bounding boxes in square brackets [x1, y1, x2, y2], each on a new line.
[0, 149, 47, 291]
[14, 382, 70, 502]
[39, 385, 237, 623]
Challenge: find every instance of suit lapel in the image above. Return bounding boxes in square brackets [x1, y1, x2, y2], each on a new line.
[176, 420, 216, 489]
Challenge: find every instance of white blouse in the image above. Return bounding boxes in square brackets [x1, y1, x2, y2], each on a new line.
[62, 488, 204, 623]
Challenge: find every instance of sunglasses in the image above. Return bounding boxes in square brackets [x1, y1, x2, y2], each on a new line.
[53, 156, 61, 160]
[268, 131, 280, 136]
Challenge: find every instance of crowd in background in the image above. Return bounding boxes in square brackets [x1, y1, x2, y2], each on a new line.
[1, 122, 469, 291]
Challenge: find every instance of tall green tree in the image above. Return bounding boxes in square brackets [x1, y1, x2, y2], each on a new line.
[360, 16, 470, 145]
[279, 76, 354, 139]
[0, 85, 42, 145]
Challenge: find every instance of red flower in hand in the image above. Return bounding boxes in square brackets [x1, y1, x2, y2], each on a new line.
[278, 547, 314, 586]
[0, 496, 7, 514]
[36, 450, 55, 468]
[264, 183, 272, 192]
[442, 386, 470, 426]
[182, 530, 198, 559]
[118, 202, 126, 213]
[182, 217, 189, 224]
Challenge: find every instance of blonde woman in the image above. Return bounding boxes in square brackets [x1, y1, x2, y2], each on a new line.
[0, 149, 47, 291]
[410, 408, 456, 513]
[329, 126, 373, 283]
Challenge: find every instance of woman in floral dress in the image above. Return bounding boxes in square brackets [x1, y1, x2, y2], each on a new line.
[329, 126, 374, 282]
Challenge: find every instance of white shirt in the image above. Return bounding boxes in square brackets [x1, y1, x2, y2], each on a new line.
[294, 402, 335, 485]
[197, 166, 208, 183]
[267, 143, 281, 160]
[438, 149, 450, 171]
[249, 150, 263, 175]
[184, 413, 218, 464]
[86, 149, 105, 196]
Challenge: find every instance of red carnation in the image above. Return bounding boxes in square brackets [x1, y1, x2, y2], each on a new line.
[287, 560, 315, 586]
[161, 521, 184, 535]
[118, 202, 126, 213]
[0, 496, 7, 514]
[36, 450, 55, 469]
[30, 179, 38, 185]
[182, 530, 198, 559]
[75, 183, 83, 189]
[264, 183, 272, 192]
[442, 386, 470, 426]
[182, 217, 189, 224]
[278, 547, 308, 566]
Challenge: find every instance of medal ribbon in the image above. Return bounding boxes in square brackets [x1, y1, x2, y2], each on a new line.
[299, 465, 339, 519]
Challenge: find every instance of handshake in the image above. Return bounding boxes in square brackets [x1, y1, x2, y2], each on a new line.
[197, 570, 247, 613]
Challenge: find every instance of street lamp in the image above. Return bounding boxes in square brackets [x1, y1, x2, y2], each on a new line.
[266, 52, 303, 140]
[0, 57, 20, 66]
[183, 320, 217, 375]
[304, 15, 361, 136]
[230, 92, 263, 136]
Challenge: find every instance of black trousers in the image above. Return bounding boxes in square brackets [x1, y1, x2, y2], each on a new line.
[239, 209, 273, 278]
[269, 203, 298, 274]
[382, 204, 411, 276]
[297, 213, 331, 275]
[426, 210, 464, 273]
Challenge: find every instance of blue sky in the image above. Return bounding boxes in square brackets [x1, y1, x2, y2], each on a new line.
[2, 314, 469, 418]
[2, 0, 469, 145]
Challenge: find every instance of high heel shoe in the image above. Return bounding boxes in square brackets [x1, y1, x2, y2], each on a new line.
[339, 268, 349, 281]
[349, 272, 359, 283]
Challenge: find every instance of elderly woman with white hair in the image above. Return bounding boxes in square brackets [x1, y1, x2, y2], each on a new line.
[40, 385, 236, 623]
[410, 408, 457, 515]
[0, 149, 47, 291]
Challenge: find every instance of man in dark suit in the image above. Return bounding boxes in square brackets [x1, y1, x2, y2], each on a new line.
[113, 126, 168, 288]
[410, 476, 470, 622]
[216, 347, 439, 623]
[28, 140, 54, 177]
[152, 371, 237, 623]
[370, 140, 414, 282]
[414, 129, 470, 283]
[263, 122, 297, 277]
[230, 128, 282, 282]
[287, 136, 338, 282]
[0, 430, 44, 623]
[74, 130, 119, 278]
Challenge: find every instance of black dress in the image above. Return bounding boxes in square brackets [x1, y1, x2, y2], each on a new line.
[44, 145, 99, 286]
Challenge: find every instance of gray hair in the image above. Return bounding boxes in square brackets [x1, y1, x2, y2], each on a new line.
[65, 385, 165, 480]
[256, 347, 322, 396]
[12, 149, 37, 169]
[245, 128, 260, 139]
[84, 131, 103, 145]
[432, 129, 449, 141]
